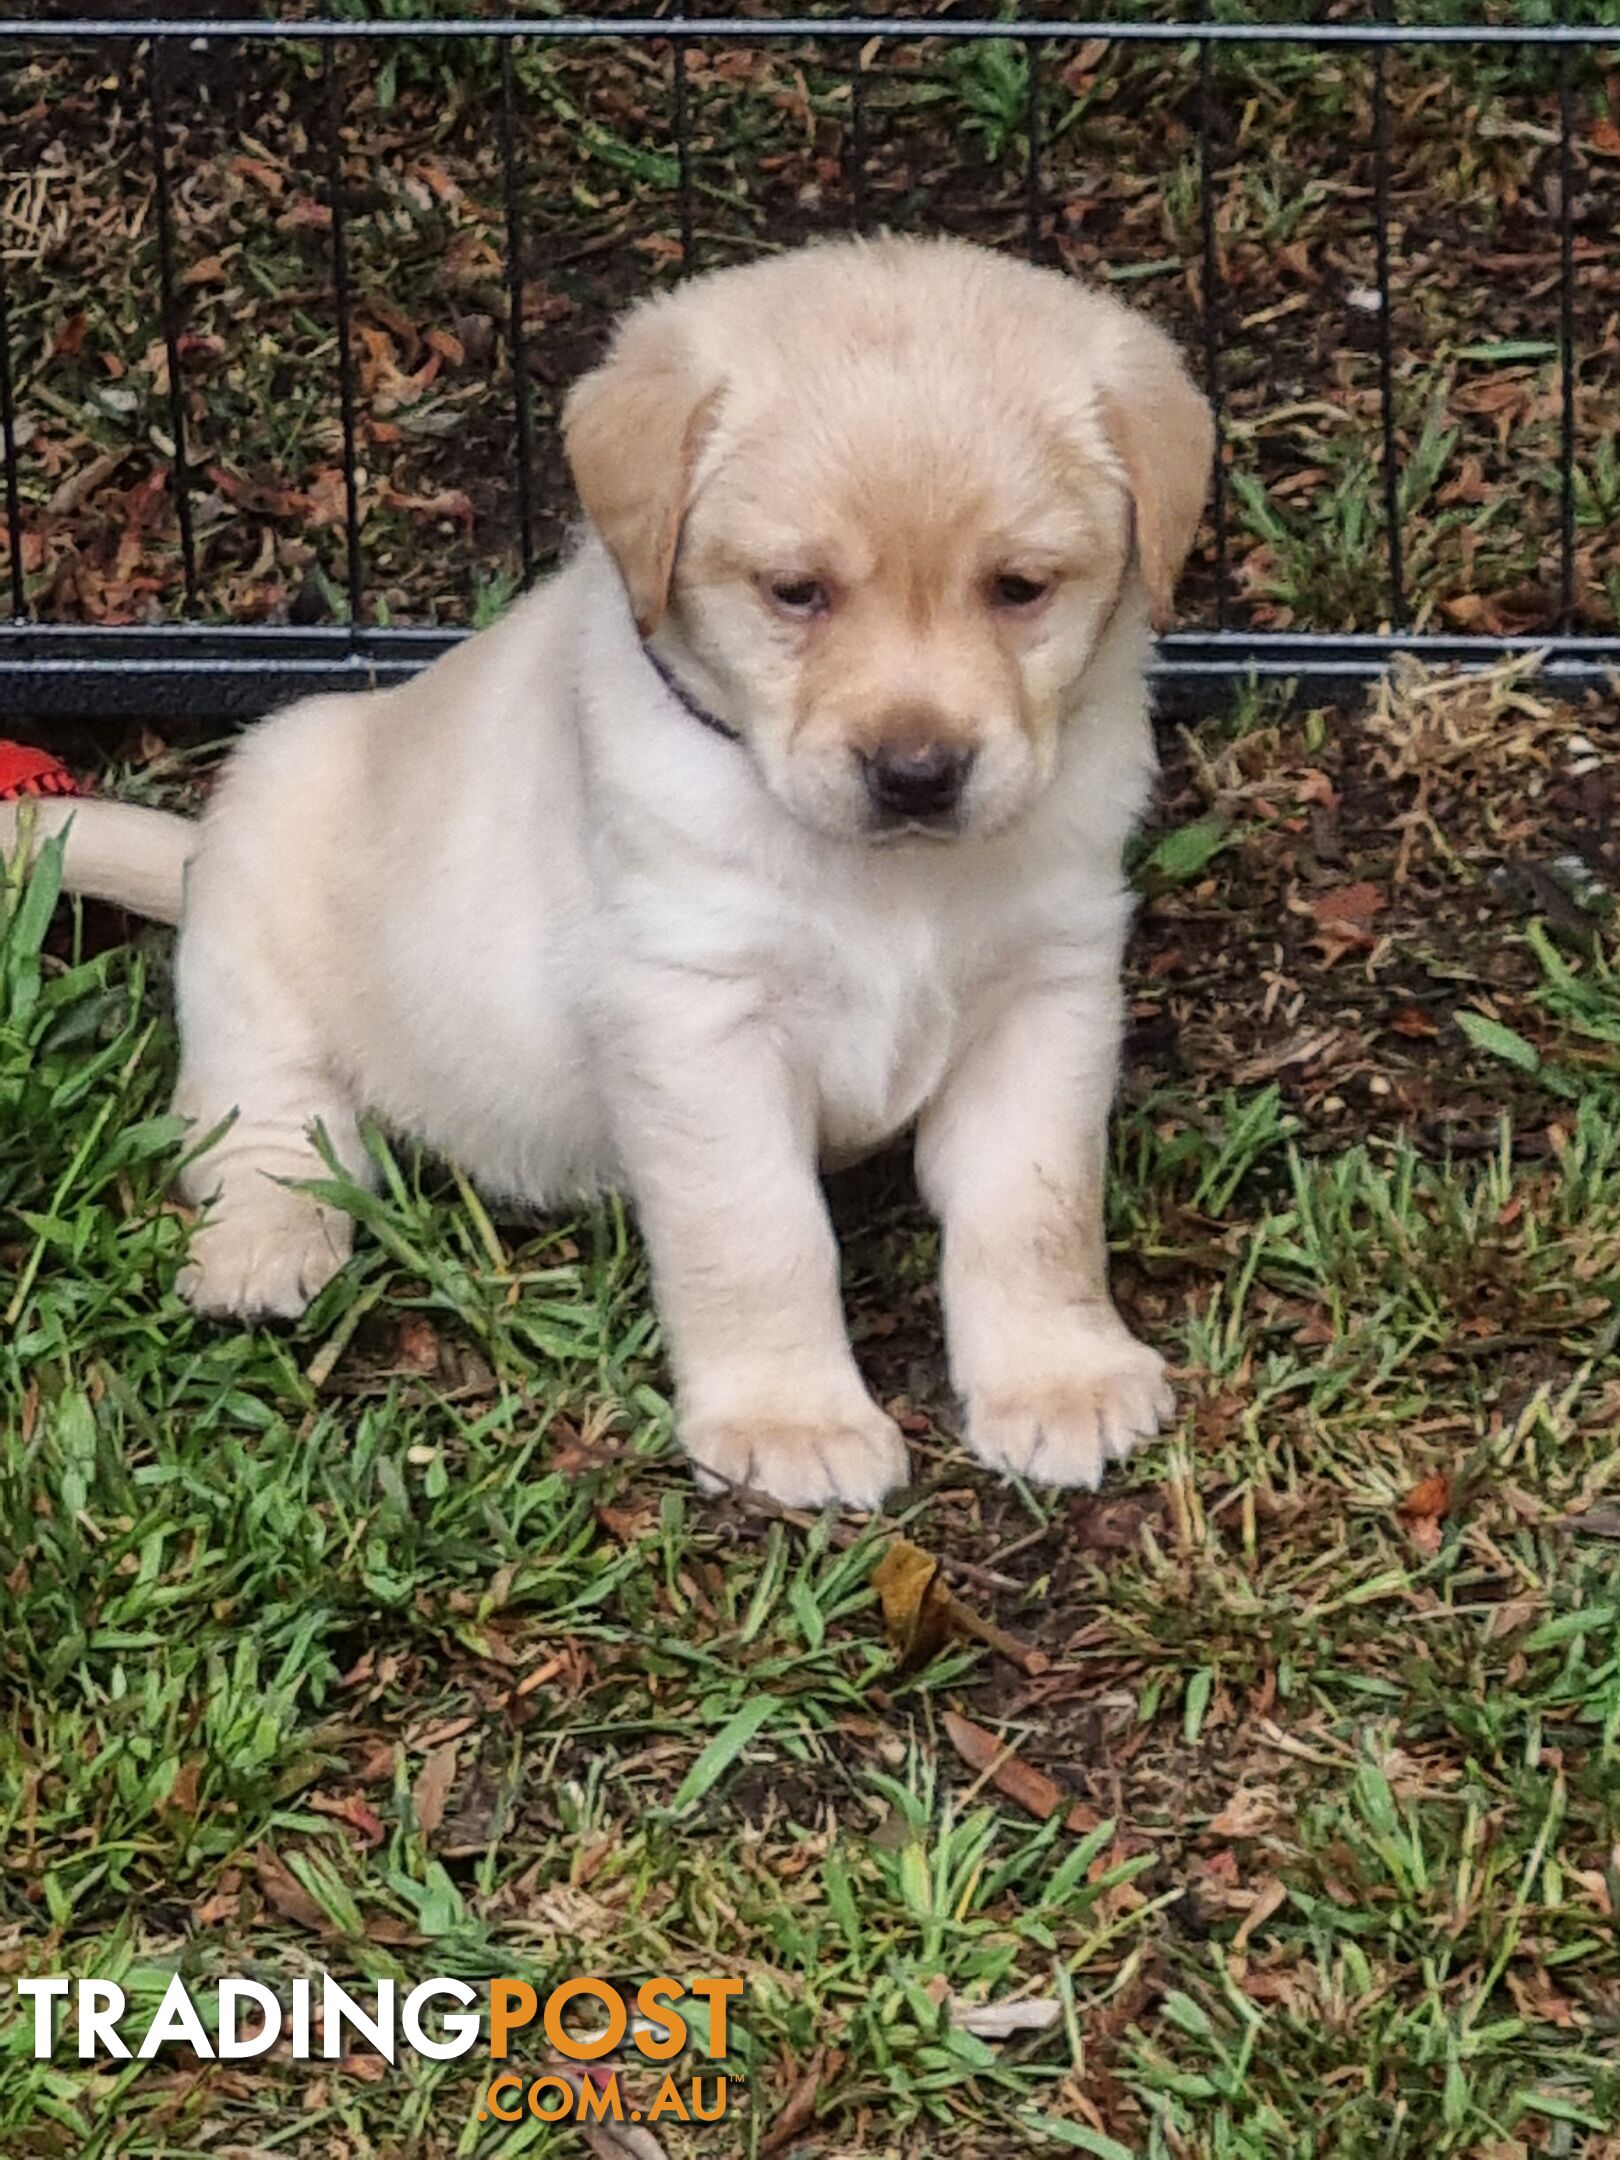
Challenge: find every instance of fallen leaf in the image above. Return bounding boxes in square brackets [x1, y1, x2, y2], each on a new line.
[394, 1315, 441, 1374]
[193, 1879, 241, 1926]
[1399, 1473, 1451, 1551]
[595, 1502, 657, 1543]
[407, 1713, 477, 1750]
[163, 1759, 203, 1819]
[1389, 1005, 1440, 1039]
[949, 1997, 1063, 2039]
[871, 1539, 1047, 1675]
[230, 153, 285, 196]
[412, 1742, 459, 1839]
[1405, 1470, 1448, 1513]
[1231, 1874, 1288, 1951]
[1314, 882, 1384, 924]
[1067, 1491, 1160, 1554]
[309, 1791, 387, 1850]
[1293, 767, 1339, 811]
[872, 1539, 956, 1667]
[942, 1711, 1094, 1834]
[1060, 36, 1110, 91]
[761, 2049, 824, 2153]
[377, 482, 475, 526]
[45, 448, 132, 519]
[254, 1848, 327, 1932]
[1506, 1966, 1579, 2028]
[1208, 1785, 1276, 1839]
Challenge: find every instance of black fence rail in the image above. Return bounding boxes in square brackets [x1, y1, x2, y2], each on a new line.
[1, 11, 1617, 718]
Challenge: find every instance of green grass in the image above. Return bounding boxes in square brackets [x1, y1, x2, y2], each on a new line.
[4, 676, 1620, 2157]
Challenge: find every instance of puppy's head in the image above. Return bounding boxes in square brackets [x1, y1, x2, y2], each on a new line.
[565, 238, 1212, 842]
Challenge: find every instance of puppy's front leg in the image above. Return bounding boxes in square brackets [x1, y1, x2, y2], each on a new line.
[612, 994, 906, 1511]
[918, 964, 1173, 1489]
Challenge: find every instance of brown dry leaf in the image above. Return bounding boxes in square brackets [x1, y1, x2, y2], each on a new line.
[1231, 1875, 1288, 1952]
[46, 448, 132, 519]
[949, 1997, 1063, 2039]
[412, 1742, 459, 1839]
[350, 1738, 399, 1785]
[230, 153, 285, 196]
[1208, 1785, 1277, 1839]
[363, 1914, 426, 1948]
[407, 1713, 478, 1750]
[1293, 767, 1339, 810]
[761, 2049, 825, 2154]
[377, 482, 475, 526]
[1068, 1491, 1160, 1554]
[941, 1711, 1094, 1835]
[872, 1539, 1047, 1675]
[192, 1880, 241, 1927]
[254, 1848, 327, 1933]
[1269, 466, 1330, 499]
[1389, 1005, 1441, 1039]
[163, 1759, 203, 1819]
[309, 1791, 387, 1850]
[394, 1315, 441, 1374]
[871, 1538, 956, 1668]
[1061, 36, 1110, 91]
[1399, 1473, 1451, 1556]
[1506, 1966, 1579, 2029]
[1311, 882, 1384, 919]
[595, 1502, 658, 1544]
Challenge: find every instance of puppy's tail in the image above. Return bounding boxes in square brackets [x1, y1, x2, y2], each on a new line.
[0, 797, 196, 926]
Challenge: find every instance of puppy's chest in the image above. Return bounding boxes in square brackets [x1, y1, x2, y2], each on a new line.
[795, 912, 963, 1155]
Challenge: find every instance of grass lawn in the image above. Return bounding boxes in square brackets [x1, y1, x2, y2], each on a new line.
[3, 658, 1619, 2158]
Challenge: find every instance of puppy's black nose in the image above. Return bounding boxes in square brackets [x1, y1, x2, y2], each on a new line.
[862, 743, 974, 823]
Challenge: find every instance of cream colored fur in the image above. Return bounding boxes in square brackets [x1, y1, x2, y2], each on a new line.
[1, 237, 1212, 1511]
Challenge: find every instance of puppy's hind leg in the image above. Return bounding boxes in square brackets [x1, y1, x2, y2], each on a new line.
[172, 939, 372, 1323]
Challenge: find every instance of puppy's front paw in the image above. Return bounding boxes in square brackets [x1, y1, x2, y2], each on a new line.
[180, 1197, 350, 1322]
[683, 1401, 908, 1512]
[965, 1326, 1172, 1489]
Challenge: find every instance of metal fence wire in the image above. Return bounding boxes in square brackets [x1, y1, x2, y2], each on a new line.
[1, 12, 1617, 719]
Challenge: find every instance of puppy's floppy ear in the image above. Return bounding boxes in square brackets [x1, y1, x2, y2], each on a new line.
[563, 308, 722, 637]
[1096, 322, 1215, 631]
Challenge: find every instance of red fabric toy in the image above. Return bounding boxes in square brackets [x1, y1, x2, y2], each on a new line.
[0, 741, 82, 801]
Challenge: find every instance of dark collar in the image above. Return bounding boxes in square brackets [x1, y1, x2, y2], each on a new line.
[641, 640, 742, 745]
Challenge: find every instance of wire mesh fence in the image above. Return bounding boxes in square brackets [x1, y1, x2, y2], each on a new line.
[1, 9, 1617, 717]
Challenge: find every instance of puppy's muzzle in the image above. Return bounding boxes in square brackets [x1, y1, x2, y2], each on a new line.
[860, 743, 975, 827]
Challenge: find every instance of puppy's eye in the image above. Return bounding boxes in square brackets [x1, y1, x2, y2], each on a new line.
[990, 572, 1051, 610]
[768, 576, 829, 617]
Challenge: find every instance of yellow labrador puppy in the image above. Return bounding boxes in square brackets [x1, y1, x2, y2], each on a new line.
[5, 236, 1211, 1510]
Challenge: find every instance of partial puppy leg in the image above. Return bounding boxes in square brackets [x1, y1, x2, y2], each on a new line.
[917, 963, 1172, 1489]
[172, 926, 370, 1322]
[610, 989, 906, 1511]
